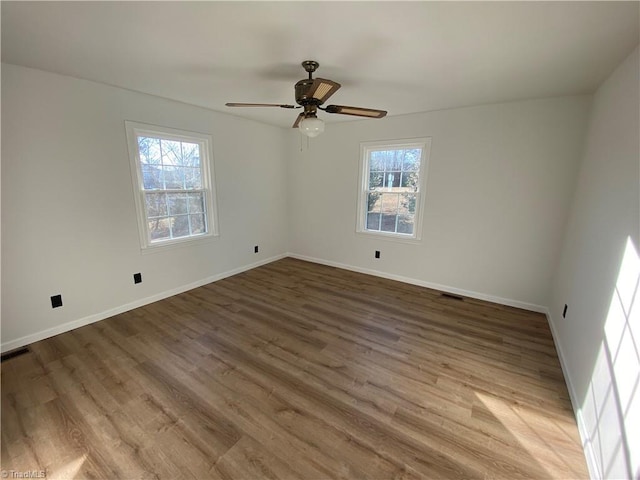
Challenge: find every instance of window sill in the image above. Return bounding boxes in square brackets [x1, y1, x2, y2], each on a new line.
[355, 229, 422, 245]
[140, 233, 219, 255]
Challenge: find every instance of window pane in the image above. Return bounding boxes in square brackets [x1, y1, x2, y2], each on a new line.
[400, 171, 419, 189]
[370, 151, 386, 171]
[385, 172, 401, 189]
[149, 217, 171, 241]
[369, 171, 384, 189]
[171, 215, 190, 238]
[181, 142, 200, 167]
[142, 165, 163, 190]
[367, 192, 381, 213]
[366, 212, 381, 231]
[401, 149, 421, 171]
[381, 214, 398, 232]
[397, 215, 414, 234]
[138, 137, 161, 165]
[188, 193, 204, 213]
[161, 140, 181, 166]
[380, 193, 399, 214]
[388, 151, 403, 171]
[400, 193, 417, 215]
[145, 192, 167, 217]
[190, 214, 206, 234]
[164, 166, 184, 189]
[184, 167, 202, 190]
[167, 193, 188, 215]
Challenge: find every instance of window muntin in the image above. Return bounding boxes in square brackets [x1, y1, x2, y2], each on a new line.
[126, 122, 218, 249]
[358, 139, 430, 240]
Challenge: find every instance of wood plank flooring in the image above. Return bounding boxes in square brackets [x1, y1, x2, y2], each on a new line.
[1, 258, 589, 479]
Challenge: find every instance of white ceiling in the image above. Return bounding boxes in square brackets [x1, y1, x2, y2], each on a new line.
[2, 1, 639, 128]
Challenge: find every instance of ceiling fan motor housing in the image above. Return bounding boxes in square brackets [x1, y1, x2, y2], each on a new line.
[296, 60, 323, 111]
[295, 79, 321, 107]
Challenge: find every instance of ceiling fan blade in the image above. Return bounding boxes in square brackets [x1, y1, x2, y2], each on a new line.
[226, 103, 296, 109]
[324, 105, 387, 118]
[292, 113, 305, 128]
[306, 78, 341, 103]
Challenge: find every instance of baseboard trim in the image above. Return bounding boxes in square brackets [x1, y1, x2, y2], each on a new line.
[545, 308, 600, 480]
[0, 253, 287, 353]
[287, 252, 547, 313]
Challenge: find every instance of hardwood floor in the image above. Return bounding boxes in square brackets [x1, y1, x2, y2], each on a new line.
[1, 258, 589, 479]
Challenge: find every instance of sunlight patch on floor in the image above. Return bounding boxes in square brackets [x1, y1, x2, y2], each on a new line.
[49, 454, 87, 480]
[474, 391, 583, 478]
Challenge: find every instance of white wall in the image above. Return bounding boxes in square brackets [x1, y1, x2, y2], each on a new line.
[1, 64, 289, 351]
[549, 47, 640, 479]
[287, 96, 591, 310]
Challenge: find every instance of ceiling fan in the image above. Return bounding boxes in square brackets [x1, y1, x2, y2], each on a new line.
[226, 60, 387, 137]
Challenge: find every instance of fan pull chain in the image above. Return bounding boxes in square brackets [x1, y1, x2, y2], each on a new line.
[299, 132, 311, 152]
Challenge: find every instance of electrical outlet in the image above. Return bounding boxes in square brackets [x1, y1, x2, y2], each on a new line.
[133, 273, 142, 284]
[562, 304, 568, 318]
[375, 250, 381, 259]
[254, 245, 259, 253]
[51, 294, 63, 308]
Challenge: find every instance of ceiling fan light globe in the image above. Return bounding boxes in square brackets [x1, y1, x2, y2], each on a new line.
[299, 117, 325, 137]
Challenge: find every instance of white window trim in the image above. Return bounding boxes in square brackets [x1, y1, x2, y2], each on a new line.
[356, 137, 431, 243]
[125, 121, 219, 252]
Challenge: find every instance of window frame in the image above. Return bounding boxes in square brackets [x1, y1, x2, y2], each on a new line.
[356, 137, 431, 242]
[125, 121, 219, 251]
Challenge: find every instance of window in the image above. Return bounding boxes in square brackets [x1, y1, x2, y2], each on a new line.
[357, 138, 430, 240]
[125, 121, 218, 250]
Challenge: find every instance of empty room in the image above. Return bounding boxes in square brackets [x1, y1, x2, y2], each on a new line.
[1, 2, 639, 479]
